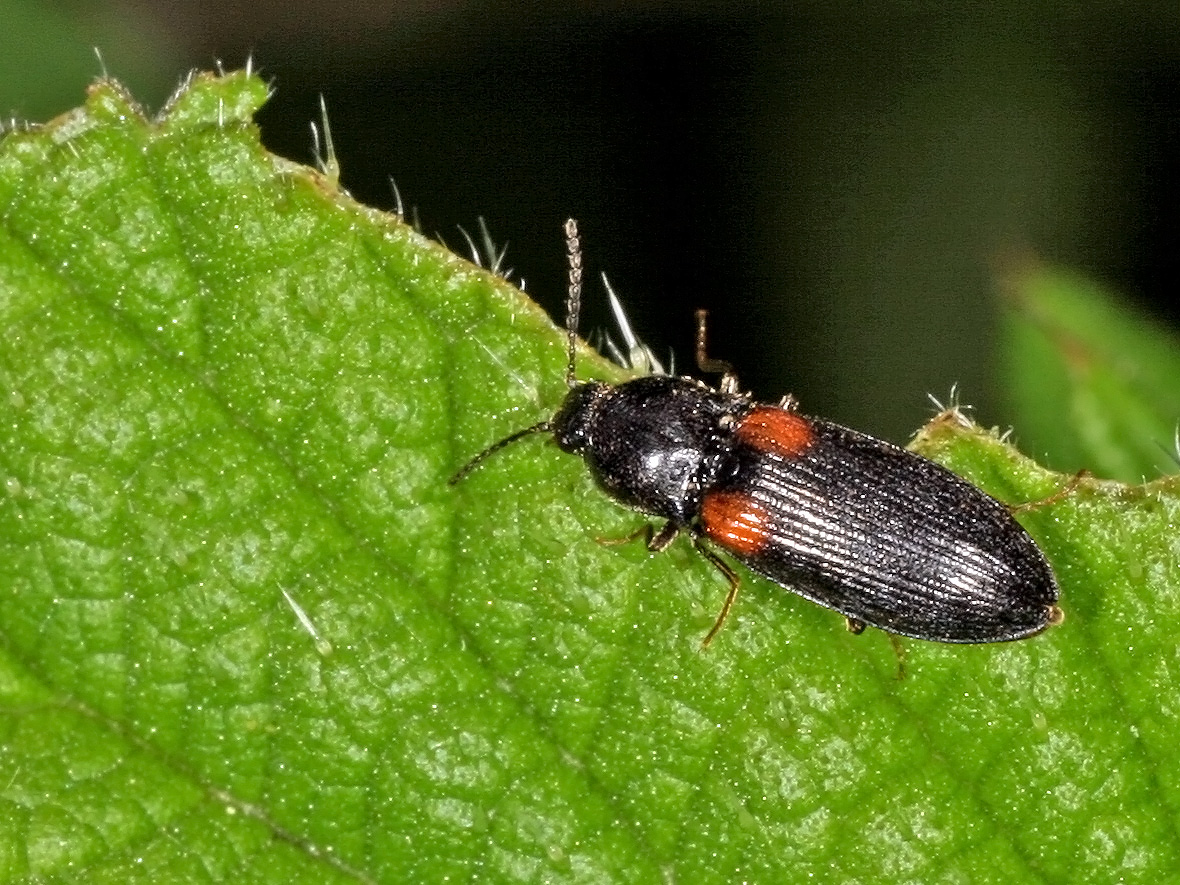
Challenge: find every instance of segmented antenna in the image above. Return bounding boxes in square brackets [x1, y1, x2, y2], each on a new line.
[448, 420, 553, 485]
[563, 218, 583, 387]
[450, 219, 583, 485]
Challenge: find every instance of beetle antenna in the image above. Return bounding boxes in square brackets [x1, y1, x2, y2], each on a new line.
[451, 221, 584, 486]
[694, 309, 740, 394]
[448, 420, 554, 485]
[563, 218, 583, 388]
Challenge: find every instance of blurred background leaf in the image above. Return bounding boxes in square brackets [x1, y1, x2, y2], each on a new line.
[999, 261, 1180, 481]
[0, 0, 177, 119]
[3, 3, 1178, 446]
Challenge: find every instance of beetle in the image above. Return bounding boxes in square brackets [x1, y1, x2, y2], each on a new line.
[451, 219, 1062, 645]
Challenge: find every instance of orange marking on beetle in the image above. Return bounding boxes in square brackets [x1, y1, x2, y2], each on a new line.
[735, 407, 814, 458]
[700, 490, 772, 555]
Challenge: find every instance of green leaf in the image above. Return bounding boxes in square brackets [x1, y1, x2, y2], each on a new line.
[2, 71, 1178, 882]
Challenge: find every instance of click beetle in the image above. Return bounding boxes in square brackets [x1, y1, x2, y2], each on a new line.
[451, 220, 1062, 645]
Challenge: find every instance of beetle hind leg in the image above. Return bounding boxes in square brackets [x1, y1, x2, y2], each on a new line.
[1007, 469, 1089, 515]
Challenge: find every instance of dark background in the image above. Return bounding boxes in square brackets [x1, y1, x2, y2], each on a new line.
[5, 3, 1178, 448]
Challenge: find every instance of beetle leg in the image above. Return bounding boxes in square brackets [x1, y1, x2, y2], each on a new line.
[693, 537, 741, 647]
[648, 520, 681, 552]
[889, 634, 907, 681]
[595, 524, 653, 547]
[597, 520, 681, 553]
[848, 618, 907, 679]
[1008, 469, 1089, 515]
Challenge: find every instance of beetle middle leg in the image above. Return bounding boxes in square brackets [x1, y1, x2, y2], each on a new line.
[692, 537, 741, 647]
[599, 521, 740, 647]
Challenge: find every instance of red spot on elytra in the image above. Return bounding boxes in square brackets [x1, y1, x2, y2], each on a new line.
[700, 490, 771, 555]
[735, 407, 814, 458]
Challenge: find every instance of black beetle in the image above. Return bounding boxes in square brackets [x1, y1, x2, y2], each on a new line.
[452, 220, 1062, 645]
